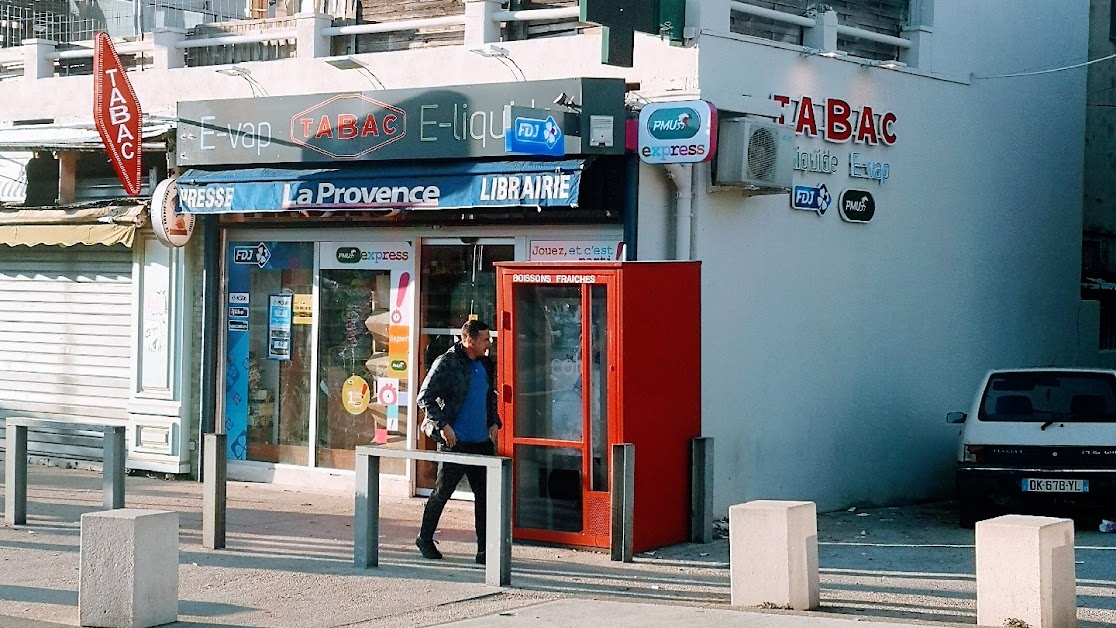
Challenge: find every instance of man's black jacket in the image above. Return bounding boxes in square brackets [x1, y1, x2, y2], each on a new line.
[417, 343, 501, 431]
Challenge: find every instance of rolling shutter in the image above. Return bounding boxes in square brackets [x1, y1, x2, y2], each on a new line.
[0, 245, 133, 461]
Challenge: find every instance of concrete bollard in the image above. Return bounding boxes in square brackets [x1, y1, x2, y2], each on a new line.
[976, 515, 1076, 628]
[729, 500, 819, 610]
[79, 509, 179, 628]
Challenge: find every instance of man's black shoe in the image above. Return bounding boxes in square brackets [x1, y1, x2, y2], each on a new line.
[415, 537, 443, 560]
[475, 550, 486, 565]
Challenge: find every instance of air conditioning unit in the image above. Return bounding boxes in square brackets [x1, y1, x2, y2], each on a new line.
[713, 117, 794, 192]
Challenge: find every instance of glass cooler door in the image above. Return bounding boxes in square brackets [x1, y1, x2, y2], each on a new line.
[507, 281, 611, 545]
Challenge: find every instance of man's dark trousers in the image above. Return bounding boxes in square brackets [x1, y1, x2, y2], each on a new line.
[419, 440, 495, 547]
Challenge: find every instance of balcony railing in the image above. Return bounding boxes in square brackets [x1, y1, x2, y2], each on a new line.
[0, 1, 922, 82]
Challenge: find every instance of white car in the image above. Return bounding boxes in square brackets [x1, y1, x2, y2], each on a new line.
[947, 368, 1116, 527]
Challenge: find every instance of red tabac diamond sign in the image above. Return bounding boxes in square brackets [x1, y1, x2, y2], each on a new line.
[93, 32, 142, 196]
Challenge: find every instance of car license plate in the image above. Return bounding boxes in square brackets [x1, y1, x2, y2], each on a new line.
[1021, 478, 1089, 493]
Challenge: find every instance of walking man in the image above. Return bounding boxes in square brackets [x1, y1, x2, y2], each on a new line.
[415, 319, 501, 564]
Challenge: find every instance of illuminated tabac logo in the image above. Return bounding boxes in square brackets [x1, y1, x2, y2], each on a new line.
[290, 93, 406, 160]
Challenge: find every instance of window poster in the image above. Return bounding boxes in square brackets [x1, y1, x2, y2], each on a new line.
[267, 293, 293, 361]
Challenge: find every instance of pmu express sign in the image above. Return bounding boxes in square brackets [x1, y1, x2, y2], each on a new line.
[637, 100, 716, 164]
[93, 32, 142, 196]
[838, 188, 876, 223]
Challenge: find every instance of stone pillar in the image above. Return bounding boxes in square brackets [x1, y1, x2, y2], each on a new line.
[79, 509, 179, 628]
[295, 12, 332, 59]
[803, 9, 837, 54]
[901, 0, 933, 69]
[152, 27, 186, 70]
[976, 515, 1076, 628]
[464, 0, 502, 48]
[729, 500, 819, 611]
[21, 39, 56, 81]
[685, 0, 731, 35]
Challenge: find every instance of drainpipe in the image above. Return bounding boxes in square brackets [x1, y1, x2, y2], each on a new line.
[664, 163, 694, 260]
[623, 153, 639, 260]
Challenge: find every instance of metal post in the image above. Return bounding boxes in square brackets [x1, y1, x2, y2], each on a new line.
[5, 423, 27, 525]
[353, 452, 380, 568]
[202, 433, 227, 549]
[102, 426, 126, 510]
[691, 436, 714, 543]
[485, 457, 512, 586]
[610, 443, 634, 562]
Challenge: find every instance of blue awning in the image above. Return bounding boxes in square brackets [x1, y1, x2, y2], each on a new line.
[176, 159, 586, 214]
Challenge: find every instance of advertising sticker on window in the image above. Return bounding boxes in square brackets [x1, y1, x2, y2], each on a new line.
[267, 293, 293, 360]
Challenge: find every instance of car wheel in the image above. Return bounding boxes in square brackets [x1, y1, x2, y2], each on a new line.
[959, 497, 982, 528]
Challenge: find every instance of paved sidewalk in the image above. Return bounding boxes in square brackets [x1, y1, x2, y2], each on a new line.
[0, 461, 1113, 627]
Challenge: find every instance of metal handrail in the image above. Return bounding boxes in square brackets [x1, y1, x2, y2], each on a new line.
[46, 40, 153, 60]
[836, 23, 911, 49]
[729, 1, 911, 50]
[729, 0, 816, 28]
[177, 29, 297, 49]
[492, 7, 581, 22]
[322, 15, 465, 37]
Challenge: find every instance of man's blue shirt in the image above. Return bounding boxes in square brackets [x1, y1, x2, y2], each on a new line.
[453, 358, 489, 443]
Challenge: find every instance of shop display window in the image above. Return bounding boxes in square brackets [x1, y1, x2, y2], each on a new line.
[225, 241, 314, 465]
[316, 268, 408, 473]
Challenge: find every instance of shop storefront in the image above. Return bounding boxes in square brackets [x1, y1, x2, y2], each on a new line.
[174, 78, 630, 492]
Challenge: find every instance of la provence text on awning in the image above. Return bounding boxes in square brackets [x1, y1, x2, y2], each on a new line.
[177, 159, 586, 214]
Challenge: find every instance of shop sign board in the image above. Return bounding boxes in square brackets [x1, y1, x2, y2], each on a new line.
[529, 240, 625, 261]
[504, 106, 565, 157]
[177, 78, 625, 166]
[791, 183, 831, 215]
[838, 189, 876, 223]
[150, 178, 195, 247]
[637, 100, 716, 164]
[93, 32, 143, 196]
[175, 163, 584, 213]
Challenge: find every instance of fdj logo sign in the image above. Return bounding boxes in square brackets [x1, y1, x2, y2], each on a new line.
[335, 246, 410, 264]
[291, 94, 406, 160]
[646, 106, 701, 140]
[232, 242, 272, 268]
[791, 184, 831, 215]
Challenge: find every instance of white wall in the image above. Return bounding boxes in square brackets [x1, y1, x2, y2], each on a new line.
[689, 0, 1088, 512]
[0, 33, 696, 123]
[0, 0, 1090, 514]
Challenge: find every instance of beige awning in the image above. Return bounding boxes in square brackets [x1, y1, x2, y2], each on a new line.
[0, 202, 147, 247]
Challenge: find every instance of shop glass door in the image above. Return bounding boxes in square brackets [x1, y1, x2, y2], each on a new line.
[506, 281, 611, 546]
[417, 239, 514, 490]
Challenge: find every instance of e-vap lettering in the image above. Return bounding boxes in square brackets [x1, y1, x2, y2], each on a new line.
[848, 152, 890, 184]
[198, 115, 273, 157]
[479, 174, 572, 202]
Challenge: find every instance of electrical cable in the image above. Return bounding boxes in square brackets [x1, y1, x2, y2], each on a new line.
[973, 52, 1116, 79]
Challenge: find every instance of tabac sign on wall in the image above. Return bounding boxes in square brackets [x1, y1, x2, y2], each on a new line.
[177, 78, 626, 166]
